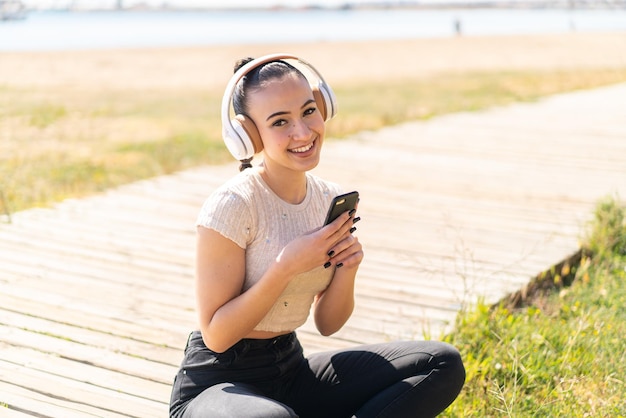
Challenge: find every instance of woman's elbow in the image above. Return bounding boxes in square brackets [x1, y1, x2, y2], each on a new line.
[315, 318, 345, 337]
[318, 328, 338, 337]
[200, 330, 234, 353]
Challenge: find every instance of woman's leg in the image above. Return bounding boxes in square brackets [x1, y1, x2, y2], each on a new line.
[352, 341, 465, 418]
[169, 331, 303, 418]
[285, 340, 465, 418]
[183, 382, 298, 418]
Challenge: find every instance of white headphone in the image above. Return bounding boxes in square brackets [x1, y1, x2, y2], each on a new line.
[221, 53, 338, 161]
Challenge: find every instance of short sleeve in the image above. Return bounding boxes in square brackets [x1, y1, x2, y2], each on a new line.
[196, 188, 253, 249]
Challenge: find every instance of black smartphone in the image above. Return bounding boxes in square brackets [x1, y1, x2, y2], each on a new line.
[323, 191, 359, 226]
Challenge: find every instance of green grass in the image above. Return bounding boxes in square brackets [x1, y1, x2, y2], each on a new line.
[2, 67, 626, 214]
[441, 196, 626, 417]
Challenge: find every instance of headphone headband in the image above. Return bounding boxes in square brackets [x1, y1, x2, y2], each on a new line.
[221, 53, 337, 161]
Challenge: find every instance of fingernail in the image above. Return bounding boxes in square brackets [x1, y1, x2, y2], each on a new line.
[348, 209, 356, 216]
[327, 250, 335, 257]
[349, 227, 357, 234]
[324, 261, 332, 269]
[336, 262, 344, 268]
[352, 216, 361, 224]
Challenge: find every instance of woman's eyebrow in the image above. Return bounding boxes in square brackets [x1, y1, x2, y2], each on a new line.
[265, 99, 316, 122]
[266, 110, 288, 121]
[302, 99, 316, 108]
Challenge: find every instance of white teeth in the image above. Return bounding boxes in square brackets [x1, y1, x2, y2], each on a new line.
[291, 142, 314, 153]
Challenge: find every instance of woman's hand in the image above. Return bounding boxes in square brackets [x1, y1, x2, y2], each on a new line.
[275, 210, 358, 276]
[312, 211, 363, 335]
[325, 214, 363, 270]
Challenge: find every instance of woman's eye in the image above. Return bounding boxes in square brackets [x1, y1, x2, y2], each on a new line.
[303, 107, 316, 117]
[272, 119, 287, 127]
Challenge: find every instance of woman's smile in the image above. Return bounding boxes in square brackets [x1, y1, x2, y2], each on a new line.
[289, 138, 316, 154]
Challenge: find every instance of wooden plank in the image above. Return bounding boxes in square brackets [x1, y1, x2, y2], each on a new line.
[0, 309, 182, 368]
[0, 294, 189, 349]
[0, 359, 166, 418]
[0, 381, 101, 418]
[0, 325, 176, 384]
[0, 345, 170, 410]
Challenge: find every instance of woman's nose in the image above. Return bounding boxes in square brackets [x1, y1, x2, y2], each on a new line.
[290, 119, 311, 140]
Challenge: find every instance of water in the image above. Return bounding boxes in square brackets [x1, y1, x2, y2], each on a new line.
[1, 8, 625, 51]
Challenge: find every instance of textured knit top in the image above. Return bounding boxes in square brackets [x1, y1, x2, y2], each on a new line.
[196, 167, 344, 332]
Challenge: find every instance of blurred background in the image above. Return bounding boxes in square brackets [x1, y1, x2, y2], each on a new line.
[2, 0, 626, 50]
[1, 0, 626, 214]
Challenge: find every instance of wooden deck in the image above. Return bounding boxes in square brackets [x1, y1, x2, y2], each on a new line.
[1, 83, 625, 417]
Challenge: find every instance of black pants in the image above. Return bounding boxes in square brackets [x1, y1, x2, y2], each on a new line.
[170, 331, 465, 418]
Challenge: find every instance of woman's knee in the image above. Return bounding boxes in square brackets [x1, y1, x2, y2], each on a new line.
[432, 341, 466, 394]
[401, 340, 465, 393]
[184, 383, 298, 418]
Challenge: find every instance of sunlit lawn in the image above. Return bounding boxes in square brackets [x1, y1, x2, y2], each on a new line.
[442, 197, 626, 417]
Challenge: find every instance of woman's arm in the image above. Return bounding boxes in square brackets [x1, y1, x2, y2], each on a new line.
[195, 227, 294, 352]
[313, 223, 364, 336]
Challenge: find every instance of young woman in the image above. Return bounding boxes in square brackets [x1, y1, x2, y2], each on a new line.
[169, 54, 465, 418]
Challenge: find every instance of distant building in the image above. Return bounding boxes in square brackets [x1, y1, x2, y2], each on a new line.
[0, 0, 27, 20]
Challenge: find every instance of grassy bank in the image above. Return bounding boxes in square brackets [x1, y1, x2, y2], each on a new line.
[442, 196, 626, 417]
[2, 67, 626, 214]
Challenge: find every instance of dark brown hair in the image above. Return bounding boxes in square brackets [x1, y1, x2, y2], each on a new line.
[232, 57, 305, 118]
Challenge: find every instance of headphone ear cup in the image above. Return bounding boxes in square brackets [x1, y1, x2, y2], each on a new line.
[233, 114, 263, 155]
[312, 81, 337, 122]
[222, 114, 262, 160]
[222, 118, 247, 161]
[312, 87, 328, 121]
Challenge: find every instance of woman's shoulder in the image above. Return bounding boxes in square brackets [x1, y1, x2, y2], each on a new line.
[214, 168, 261, 198]
[198, 169, 260, 220]
[196, 170, 261, 247]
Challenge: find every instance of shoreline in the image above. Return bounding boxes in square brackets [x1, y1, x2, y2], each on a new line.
[1, 32, 625, 90]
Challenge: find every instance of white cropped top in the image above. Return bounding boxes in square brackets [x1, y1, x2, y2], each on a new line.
[196, 167, 343, 332]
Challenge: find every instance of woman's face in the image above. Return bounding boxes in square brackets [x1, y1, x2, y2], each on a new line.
[247, 73, 325, 174]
